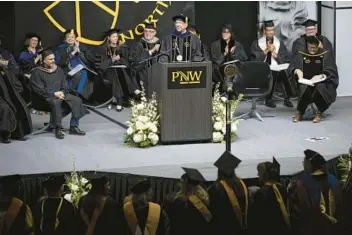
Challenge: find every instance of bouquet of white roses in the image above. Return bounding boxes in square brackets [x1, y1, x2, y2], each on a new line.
[212, 84, 243, 143]
[63, 161, 91, 208]
[125, 83, 160, 148]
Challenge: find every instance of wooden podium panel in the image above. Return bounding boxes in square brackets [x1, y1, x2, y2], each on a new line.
[151, 61, 212, 143]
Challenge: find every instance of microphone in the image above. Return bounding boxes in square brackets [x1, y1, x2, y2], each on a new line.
[224, 76, 234, 93]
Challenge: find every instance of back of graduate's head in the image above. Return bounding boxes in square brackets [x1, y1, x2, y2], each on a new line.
[303, 149, 327, 173]
[130, 179, 153, 205]
[214, 151, 241, 183]
[43, 175, 66, 197]
[257, 157, 281, 184]
[0, 174, 21, 197]
[89, 176, 110, 196]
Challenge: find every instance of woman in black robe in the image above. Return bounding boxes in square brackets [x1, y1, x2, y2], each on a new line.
[249, 158, 292, 235]
[95, 29, 141, 111]
[208, 151, 249, 235]
[164, 168, 212, 235]
[33, 175, 76, 235]
[0, 46, 32, 143]
[129, 23, 161, 98]
[210, 24, 248, 94]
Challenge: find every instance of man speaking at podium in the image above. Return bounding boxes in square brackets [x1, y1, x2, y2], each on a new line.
[159, 14, 203, 63]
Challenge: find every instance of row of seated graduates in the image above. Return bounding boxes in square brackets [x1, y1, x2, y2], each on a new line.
[1, 149, 352, 235]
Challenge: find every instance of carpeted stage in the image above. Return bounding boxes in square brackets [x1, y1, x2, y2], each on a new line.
[0, 96, 350, 204]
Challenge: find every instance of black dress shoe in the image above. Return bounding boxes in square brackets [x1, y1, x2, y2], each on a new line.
[17, 135, 27, 141]
[55, 128, 65, 139]
[116, 106, 124, 112]
[284, 99, 294, 108]
[265, 98, 277, 108]
[69, 126, 86, 136]
[1, 132, 11, 144]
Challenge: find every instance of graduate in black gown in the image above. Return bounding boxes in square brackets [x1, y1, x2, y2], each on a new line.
[0, 175, 34, 235]
[33, 175, 76, 235]
[18, 33, 43, 74]
[189, 25, 210, 61]
[210, 24, 248, 94]
[292, 19, 334, 59]
[342, 145, 352, 234]
[129, 23, 161, 98]
[159, 14, 203, 63]
[55, 29, 95, 101]
[249, 157, 292, 235]
[30, 48, 86, 139]
[123, 179, 170, 235]
[289, 36, 338, 123]
[288, 149, 343, 235]
[95, 28, 141, 111]
[164, 168, 212, 235]
[0, 46, 32, 143]
[250, 20, 294, 108]
[77, 176, 126, 235]
[208, 151, 249, 235]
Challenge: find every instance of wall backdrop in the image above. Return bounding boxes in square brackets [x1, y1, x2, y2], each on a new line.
[259, 1, 318, 56]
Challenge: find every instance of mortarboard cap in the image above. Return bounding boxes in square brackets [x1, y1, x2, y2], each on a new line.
[304, 149, 326, 168]
[145, 23, 157, 30]
[263, 20, 275, 28]
[43, 175, 66, 192]
[302, 19, 318, 27]
[106, 28, 122, 37]
[172, 14, 190, 24]
[0, 174, 21, 186]
[90, 175, 109, 187]
[25, 33, 41, 41]
[131, 179, 151, 194]
[182, 167, 206, 185]
[271, 157, 281, 179]
[64, 29, 78, 37]
[305, 36, 320, 45]
[214, 151, 242, 175]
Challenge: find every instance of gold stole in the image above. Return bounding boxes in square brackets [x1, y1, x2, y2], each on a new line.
[80, 196, 107, 235]
[187, 195, 212, 222]
[265, 183, 291, 228]
[123, 202, 161, 235]
[40, 198, 63, 232]
[220, 180, 248, 230]
[2, 198, 23, 232]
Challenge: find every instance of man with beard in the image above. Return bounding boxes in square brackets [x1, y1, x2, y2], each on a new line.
[30, 48, 86, 139]
[159, 14, 203, 62]
[129, 23, 161, 97]
[210, 24, 248, 95]
[289, 36, 338, 123]
[292, 19, 334, 58]
[0, 45, 32, 143]
[250, 20, 294, 108]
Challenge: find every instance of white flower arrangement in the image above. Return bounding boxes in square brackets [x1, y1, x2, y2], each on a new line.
[212, 83, 243, 143]
[125, 83, 160, 148]
[64, 160, 91, 208]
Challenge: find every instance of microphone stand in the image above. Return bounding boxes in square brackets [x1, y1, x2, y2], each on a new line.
[225, 88, 234, 152]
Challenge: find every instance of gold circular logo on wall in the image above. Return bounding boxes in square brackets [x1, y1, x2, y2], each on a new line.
[44, 1, 171, 45]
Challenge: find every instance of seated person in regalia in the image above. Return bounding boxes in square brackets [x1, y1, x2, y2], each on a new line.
[95, 29, 141, 112]
[55, 29, 95, 101]
[18, 33, 43, 74]
[289, 36, 338, 123]
[189, 25, 210, 61]
[30, 48, 86, 139]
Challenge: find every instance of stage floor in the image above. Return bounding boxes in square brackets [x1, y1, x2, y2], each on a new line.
[1, 97, 350, 180]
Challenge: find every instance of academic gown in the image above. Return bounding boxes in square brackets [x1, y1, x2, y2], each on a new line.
[77, 194, 126, 235]
[30, 66, 85, 126]
[159, 31, 203, 63]
[250, 36, 288, 64]
[0, 196, 34, 235]
[288, 172, 343, 235]
[208, 179, 248, 235]
[164, 194, 212, 235]
[33, 197, 76, 235]
[292, 35, 334, 58]
[55, 43, 95, 100]
[123, 201, 170, 235]
[95, 44, 139, 104]
[288, 48, 338, 113]
[211, 39, 248, 84]
[129, 37, 161, 96]
[18, 49, 40, 74]
[249, 183, 292, 235]
[0, 66, 32, 137]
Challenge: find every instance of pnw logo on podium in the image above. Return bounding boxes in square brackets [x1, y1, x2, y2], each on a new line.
[43, 1, 171, 45]
[168, 67, 206, 89]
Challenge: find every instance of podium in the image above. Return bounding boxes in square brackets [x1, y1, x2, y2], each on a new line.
[151, 61, 212, 143]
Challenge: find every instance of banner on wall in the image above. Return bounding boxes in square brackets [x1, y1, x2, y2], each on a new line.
[14, 1, 194, 53]
[259, 1, 317, 55]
